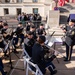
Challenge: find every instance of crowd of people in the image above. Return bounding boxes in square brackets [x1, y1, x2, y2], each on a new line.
[0, 14, 75, 75]
[17, 12, 42, 28]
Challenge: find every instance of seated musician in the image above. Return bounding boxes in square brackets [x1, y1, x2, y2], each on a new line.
[0, 40, 7, 75]
[0, 21, 3, 30]
[62, 19, 75, 61]
[26, 21, 33, 32]
[36, 23, 46, 36]
[14, 22, 24, 45]
[0, 58, 7, 75]
[12, 22, 24, 53]
[1, 22, 12, 41]
[24, 31, 35, 57]
[0, 34, 8, 57]
[30, 25, 37, 40]
[32, 35, 57, 75]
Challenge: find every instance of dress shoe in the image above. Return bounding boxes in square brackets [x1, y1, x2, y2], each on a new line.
[50, 70, 57, 75]
[64, 58, 70, 61]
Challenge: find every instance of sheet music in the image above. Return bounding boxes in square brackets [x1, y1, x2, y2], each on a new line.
[55, 37, 63, 42]
[47, 37, 55, 47]
[46, 37, 63, 47]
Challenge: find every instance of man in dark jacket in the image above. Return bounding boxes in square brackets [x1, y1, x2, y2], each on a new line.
[32, 35, 57, 75]
[36, 24, 46, 36]
[24, 31, 35, 57]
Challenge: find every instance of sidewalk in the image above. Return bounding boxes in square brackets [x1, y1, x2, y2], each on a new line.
[1, 43, 75, 75]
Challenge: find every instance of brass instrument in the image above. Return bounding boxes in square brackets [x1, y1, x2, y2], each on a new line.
[42, 45, 56, 62]
[3, 28, 13, 38]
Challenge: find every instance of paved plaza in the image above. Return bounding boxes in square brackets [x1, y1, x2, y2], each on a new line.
[0, 39, 75, 75]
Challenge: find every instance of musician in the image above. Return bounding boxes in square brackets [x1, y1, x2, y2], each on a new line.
[30, 25, 37, 40]
[15, 22, 24, 45]
[32, 35, 57, 75]
[26, 21, 33, 32]
[0, 34, 8, 57]
[1, 23, 12, 41]
[0, 21, 3, 30]
[12, 22, 24, 53]
[63, 19, 75, 61]
[0, 58, 7, 75]
[36, 23, 46, 36]
[0, 35, 7, 75]
[24, 31, 35, 57]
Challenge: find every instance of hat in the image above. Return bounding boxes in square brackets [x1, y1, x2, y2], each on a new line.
[39, 35, 46, 42]
[70, 19, 75, 22]
[27, 31, 32, 35]
[3, 22, 8, 26]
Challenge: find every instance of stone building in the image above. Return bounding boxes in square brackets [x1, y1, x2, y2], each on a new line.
[0, 0, 55, 18]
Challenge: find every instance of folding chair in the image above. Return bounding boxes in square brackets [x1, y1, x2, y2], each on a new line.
[25, 58, 43, 75]
[22, 43, 31, 69]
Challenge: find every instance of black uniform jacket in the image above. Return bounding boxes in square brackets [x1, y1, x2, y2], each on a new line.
[32, 42, 46, 68]
[64, 25, 75, 46]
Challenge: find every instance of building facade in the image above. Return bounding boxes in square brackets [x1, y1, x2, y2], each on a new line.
[0, 0, 54, 18]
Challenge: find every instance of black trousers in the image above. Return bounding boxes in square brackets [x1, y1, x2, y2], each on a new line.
[65, 43, 73, 60]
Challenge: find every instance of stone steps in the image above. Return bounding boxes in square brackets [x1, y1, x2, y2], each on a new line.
[46, 26, 65, 37]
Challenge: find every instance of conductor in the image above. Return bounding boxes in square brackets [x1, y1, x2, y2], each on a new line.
[63, 19, 75, 61]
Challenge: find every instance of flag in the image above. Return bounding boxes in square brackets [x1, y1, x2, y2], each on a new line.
[58, 0, 65, 6]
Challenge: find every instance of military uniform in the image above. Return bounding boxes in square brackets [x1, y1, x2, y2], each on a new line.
[32, 36, 57, 75]
[64, 23, 75, 61]
[24, 31, 35, 57]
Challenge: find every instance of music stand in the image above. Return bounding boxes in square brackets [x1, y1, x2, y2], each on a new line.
[45, 32, 65, 63]
[4, 38, 24, 71]
[4, 40, 13, 69]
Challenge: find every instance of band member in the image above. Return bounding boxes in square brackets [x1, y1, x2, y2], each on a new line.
[30, 25, 37, 40]
[12, 22, 24, 53]
[0, 58, 7, 75]
[0, 34, 8, 57]
[15, 22, 24, 45]
[1, 23, 12, 41]
[63, 19, 75, 61]
[0, 21, 3, 30]
[26, 22, 33, 32]
[24, 31, 35, 57]
[36, 23, 46, 36]
[32, 35, 57, 75]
